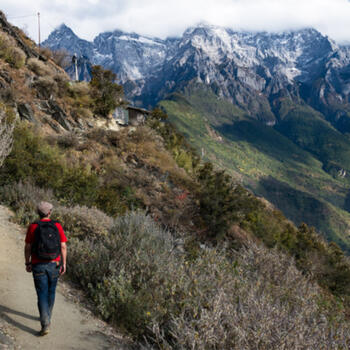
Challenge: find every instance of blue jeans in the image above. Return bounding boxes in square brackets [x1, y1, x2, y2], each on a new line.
[32, 262, 60, 328]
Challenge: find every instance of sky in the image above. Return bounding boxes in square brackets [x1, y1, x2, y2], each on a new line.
[1, 0, 350, 44]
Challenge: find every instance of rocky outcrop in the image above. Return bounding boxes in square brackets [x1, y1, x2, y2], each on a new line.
[17, 103, 36, 123]
[39, 100, 74, 131]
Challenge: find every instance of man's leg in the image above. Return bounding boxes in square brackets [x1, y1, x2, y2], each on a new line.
[32, 264, 50, 330]
[47, 263, 59, 322]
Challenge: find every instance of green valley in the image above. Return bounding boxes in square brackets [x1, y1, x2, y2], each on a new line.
[160, 85, 350, 251]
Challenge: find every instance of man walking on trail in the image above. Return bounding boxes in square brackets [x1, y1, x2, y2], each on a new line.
[24, 201, 67, 336]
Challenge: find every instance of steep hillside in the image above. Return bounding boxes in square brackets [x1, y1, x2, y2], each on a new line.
[159, 84, 350, 251]
[2, 11, 350, 348]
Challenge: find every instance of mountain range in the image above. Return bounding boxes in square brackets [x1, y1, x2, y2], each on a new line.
[43, 23, 350, 250]
[44, 23, 350, 121]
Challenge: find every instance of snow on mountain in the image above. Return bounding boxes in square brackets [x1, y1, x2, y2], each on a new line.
[43, 23, 350, 119]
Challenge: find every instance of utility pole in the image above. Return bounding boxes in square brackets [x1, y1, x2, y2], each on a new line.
[37, 12, 41, 49]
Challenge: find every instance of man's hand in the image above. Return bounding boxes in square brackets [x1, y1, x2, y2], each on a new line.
[24, 243, 32, 272]
[60, 242, 67, 276]
[25, 264, 32, 273]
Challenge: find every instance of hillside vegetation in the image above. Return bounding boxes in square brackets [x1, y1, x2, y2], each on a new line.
[1, 11, 350, 348]
[159, 84, 350, 252]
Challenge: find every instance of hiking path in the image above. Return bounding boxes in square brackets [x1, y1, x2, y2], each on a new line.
[0, 205, 132, 350]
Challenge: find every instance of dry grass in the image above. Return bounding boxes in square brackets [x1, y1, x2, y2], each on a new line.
[0, 31, 26, 69]
[27, 57, 53, 76]
[107, 127, 192, 185]
[39, 47, 53, 60]
[32, 76, 58, 98]
[69, 81, 90, 96]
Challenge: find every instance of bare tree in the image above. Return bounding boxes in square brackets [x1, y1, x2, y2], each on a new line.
[51, 49, 71, 70]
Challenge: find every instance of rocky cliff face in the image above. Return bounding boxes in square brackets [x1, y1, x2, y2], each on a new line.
[44, 24, 350, 126]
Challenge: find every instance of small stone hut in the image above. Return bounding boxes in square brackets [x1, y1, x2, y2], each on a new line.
[127, 106, 150, 126]
[113, 106, 150, 126]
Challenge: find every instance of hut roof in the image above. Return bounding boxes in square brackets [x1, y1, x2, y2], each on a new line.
[127, 106, 150, 115]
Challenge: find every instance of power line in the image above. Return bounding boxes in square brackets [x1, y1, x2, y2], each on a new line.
[7, 14, 37, 20]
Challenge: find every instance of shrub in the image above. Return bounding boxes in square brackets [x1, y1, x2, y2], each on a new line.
[0, 31, 13, 55]
[59, 166, 99, 206]
[52, 205, 113, 238]
[0, 32, 26, 68]
[67, 81, 93, 112]
[67, 211, 350, 348]
[33, 76, 58, 98]
[71, 107, 93, 120]
[68, 211, 184, 337]
[0, 181, 54, 225]
[0, 180, 112, 238]
[1, 161, 349, 348]
[6, 47, 25, 69]
[0, 124, 99, 206]
[27, 58, 52, 76]
[56, 133, 80, 149]
[0, 124, 66, 187]
[167, 244, 350, 350]
[0, 86, 16, 104]
[39, 47, 53, 60]
[0, 124, 141, 213]
[96, 181, 140, 216]
[53, 72, 70, 97]
[195, 161, 350, 303]
[89, 65, 124, 117]
[69, 81, 91, 97]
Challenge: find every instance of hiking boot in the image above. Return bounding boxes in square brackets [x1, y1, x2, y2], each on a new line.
[39, 325, 50, 336]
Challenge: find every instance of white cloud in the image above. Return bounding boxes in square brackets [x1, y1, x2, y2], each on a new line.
[1, 0, 350, 43]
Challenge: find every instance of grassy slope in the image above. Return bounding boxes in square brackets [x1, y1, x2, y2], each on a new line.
[160, 88, 350, 251]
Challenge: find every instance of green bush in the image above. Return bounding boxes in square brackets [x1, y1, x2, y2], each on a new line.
[96, 181, 140, 216]
[6, 47, 25, 68]
[0, 124, 142, 214]
[194, 161, 350, 302]
[89, 65, 124, 117]
[0, 124, 65, 187]
[0, 124, 98, 206]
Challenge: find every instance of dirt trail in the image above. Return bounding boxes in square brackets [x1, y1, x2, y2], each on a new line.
[0, 205, 131, 350]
